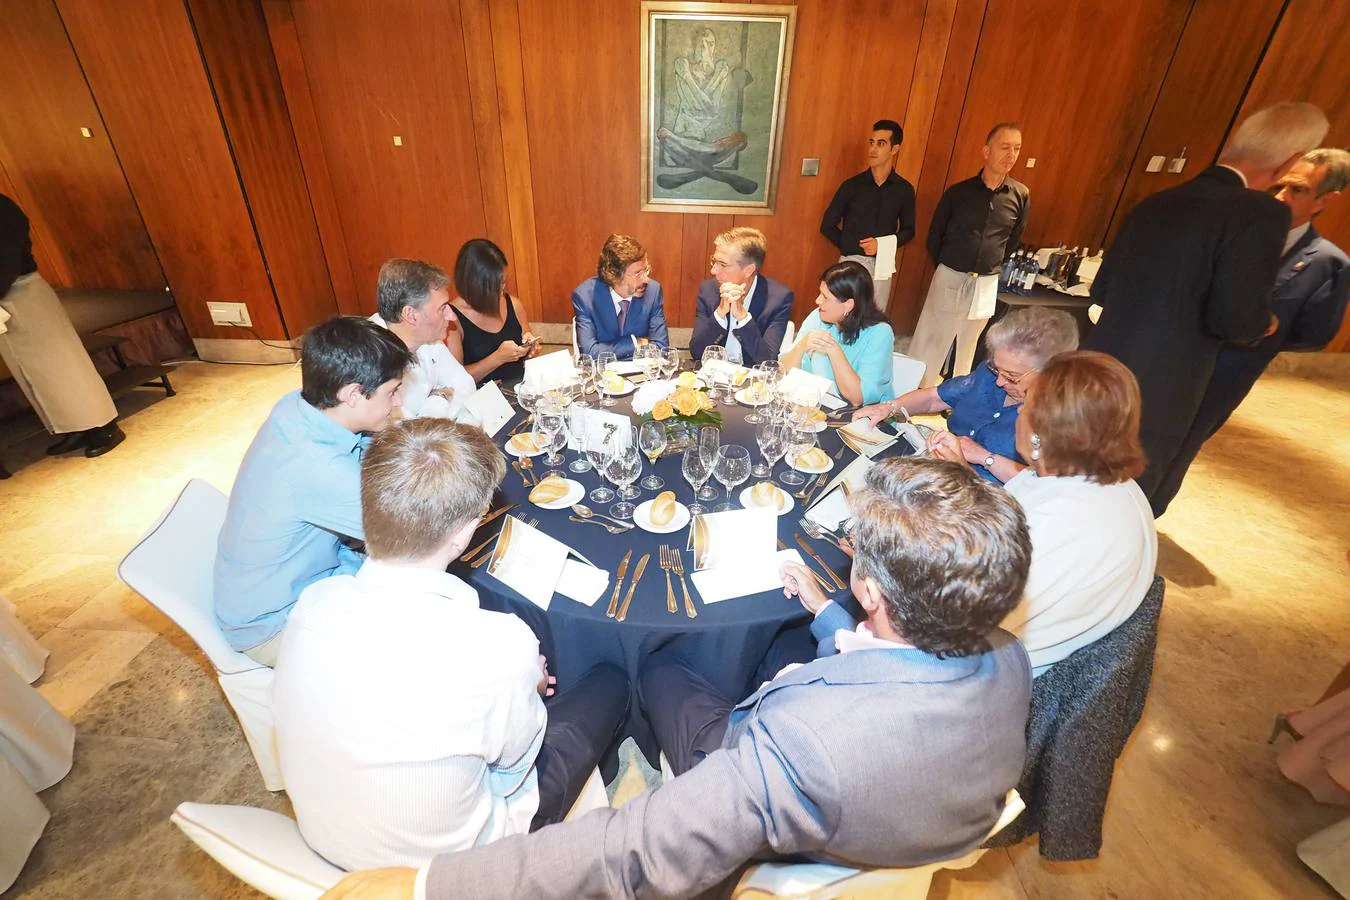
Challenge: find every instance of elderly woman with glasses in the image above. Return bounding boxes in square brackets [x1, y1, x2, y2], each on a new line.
[853, 306, 1079, 483]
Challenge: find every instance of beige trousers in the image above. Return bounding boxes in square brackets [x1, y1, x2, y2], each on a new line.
[839, 254, 893, 313]
[907, 264, 992, 388]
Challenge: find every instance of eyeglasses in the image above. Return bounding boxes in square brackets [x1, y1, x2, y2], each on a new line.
[985, 360, 1034, 385]
[709, 256, 740, 271]
[627, 265, 652, 280]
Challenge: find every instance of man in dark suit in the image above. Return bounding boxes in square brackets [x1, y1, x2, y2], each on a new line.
[1151, 148, 1350, 512]
[571, 233, 669, 360]
[320, 458, 1034, 900]
[1085, 102, 1328, 516]
[689, 226, 793, 365]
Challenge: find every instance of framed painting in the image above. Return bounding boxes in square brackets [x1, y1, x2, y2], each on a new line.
[640, 2, 797, 215]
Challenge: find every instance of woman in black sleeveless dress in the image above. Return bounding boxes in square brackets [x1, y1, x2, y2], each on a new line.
[445, 239, 539, 385]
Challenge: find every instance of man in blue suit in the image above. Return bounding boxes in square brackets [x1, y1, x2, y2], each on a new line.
[1152, 148, 1349, 512]
[571, 233, 668, 359]
[689, 226, 794, 365]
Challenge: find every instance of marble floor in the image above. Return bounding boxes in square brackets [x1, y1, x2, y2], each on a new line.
[2, 357, 1348, 899]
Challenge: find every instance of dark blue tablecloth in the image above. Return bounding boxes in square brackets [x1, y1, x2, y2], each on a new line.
[458, 389, 880, 770]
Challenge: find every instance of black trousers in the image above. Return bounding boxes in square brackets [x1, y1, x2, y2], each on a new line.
[530, 662, 630, 829]
[638, 648, 737, 777]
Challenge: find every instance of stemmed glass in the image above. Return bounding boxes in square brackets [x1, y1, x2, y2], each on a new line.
[682, 444, 714, 518]
[635, 343, 660, 382]
[597, 351, 618, 406]
[585, 429, 615, 503]
[696, 426, 721, 502]
[516, 381, 540, 424]
[567, 409, 591, 475]
[532, 409, 567, 475]
[662, 348, 681, 380]
[742, 370, 767, 424]
[606, 440, 643, 519]
[637, 420, 667, 490]
[713, 445, 751, 512]
[780, 426, 815, 486]
[754, 420, 788, 479]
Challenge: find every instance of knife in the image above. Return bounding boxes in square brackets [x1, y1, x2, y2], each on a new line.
[606, 550, 633, 619]
[779, 537, 835, 593]
[458, 504, 518, 560]
[617, 553, 650, 622]
[795, 533, 848, 591]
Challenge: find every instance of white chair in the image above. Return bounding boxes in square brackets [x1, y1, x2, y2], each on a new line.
[571, 317, 579, 359]
[731, 789, 1025, 900]
[118, 479, 285, 791]
[172, 768, 610, 900]
[778, 321, 796, 358]
[891, 352, 926, 397]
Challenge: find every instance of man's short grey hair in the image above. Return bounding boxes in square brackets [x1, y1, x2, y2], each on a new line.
[984, 307, 1079, 369]
[376, 259, 450, 324]
[1304, 148, 1350, 196]
[1221, 102, 1329, 170]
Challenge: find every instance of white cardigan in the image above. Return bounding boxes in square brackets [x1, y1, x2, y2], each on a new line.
[1003, 471, 1157, 677]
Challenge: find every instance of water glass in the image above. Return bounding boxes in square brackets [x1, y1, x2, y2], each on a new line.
[662, 348, 681, 380]
[516, 381, 540, 421]
[696, 426, 721, 501]
[713, 444, 751, 512]
[607, 441, 643, 519]
[533, 410, 567, 473]
[682, 444, 714, 518]
[638, 420, 667, 490]
[585, 429, 615, 503]
[781, 426, 815, 486]
[597, 351, 618, 406]
[754, 420, 788, 478]
[743, 370, 767, 424]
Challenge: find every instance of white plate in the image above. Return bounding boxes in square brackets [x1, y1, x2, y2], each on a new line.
[788, 453, 834, 475]
[528, 478, 585, 510]
[739, 483, 795, 516]
[734, 387, 773, 407]
[634, 498, 691, 533]
[599, 377, 637, 397]
[505, 435, 548, 457]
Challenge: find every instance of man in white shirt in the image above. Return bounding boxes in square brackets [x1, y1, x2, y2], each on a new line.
[688, 227, 794, 366]
[369, 258, 479, 422]
[272, 418, 628, 872]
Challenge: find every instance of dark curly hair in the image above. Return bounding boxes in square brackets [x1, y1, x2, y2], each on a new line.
[849, 457, 1030, 657]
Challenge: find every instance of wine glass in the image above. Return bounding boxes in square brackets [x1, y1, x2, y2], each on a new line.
[700, 344, 727, 368]
[635, 343, 660, 382]
[533, 410, 567, 474]
[662, 348, 681, 380]
[742, 369, 766, 424]
[596, 350, 618, 407]
[713, 445, 751, 512]
[682, 444, 714, 518]
[607, 440, 643, 519]
[696, 426, 721, 502]
[637, 420, 667, 490]
[780, 426, 815, 486]
[516, 381, 539, 423]
[585, 429, 615, 503]
[754, 420, 788, 479]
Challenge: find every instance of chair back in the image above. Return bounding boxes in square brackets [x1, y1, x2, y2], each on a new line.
[172, 803, 344, 900]
[890, 353, 926, 396]
[117, 479, 255, 676]
[571, 317, 579, 359]
[778, 321, 797, 357]
[988, 575, 1165, 860]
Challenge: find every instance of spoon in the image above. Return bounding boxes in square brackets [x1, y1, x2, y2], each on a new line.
[571, 504, 635, 530]
[568, 515, 626, 535]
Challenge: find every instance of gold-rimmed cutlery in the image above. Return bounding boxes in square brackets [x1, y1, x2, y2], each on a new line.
[518, 456, 538, 485]
[606, 550, 632, 619]
[459, 504, 518, 561]
[510, 460, 530, 488]
[616, 552, 650, 622]
[473, 517, 537, 569]
[670, 548, 696, 618]
[568, 515, 626, 535]
[795, 533, 847, 590]
[778, 538, 835, 594]
[659, 545, 677, 614]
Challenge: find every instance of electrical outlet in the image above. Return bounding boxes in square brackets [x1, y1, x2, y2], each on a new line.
[801, 158, 819, 176]
[208, 301, 252, 328]
[1024, 158, 1036, 168]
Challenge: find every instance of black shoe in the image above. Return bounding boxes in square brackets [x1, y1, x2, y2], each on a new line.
[84, 424, 126, 458]
[46, 431, 91, 455]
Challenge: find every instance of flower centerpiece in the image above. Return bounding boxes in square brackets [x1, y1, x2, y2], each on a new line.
[631, 373, 722, 455]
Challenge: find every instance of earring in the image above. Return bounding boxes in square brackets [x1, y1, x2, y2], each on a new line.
[1030, 433, 1041, 461]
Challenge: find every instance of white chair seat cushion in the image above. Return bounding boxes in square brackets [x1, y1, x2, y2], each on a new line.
[172, 803, 345, 900]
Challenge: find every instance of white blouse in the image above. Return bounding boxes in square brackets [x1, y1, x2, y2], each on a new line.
[1002, 471, 1157, 677]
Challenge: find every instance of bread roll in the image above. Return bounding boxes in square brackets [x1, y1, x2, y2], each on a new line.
[604, 372, 627, 393]
[509, 433, 540, 453]
[806, 408, 827, 424]
[797, 447, 829, 469]
[649, 490, 678, 526]
[529, 476, 571, 505]
[676, 371, 699, 388]
[750, 481, 783, 510]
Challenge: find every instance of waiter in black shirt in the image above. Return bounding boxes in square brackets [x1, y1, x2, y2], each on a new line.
[819, 119, 915, 313]
[910, 123, 1029, 388]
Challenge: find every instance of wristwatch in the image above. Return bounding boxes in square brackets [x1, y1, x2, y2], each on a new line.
[983, 454, 996, 468]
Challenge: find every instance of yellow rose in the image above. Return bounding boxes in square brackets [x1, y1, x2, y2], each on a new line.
[675, 392, 701, 417]
[652, 399, 674, 421]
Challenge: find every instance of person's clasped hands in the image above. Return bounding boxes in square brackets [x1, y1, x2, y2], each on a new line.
[716, 281, 748, 321]
[780, 561, 830, 614]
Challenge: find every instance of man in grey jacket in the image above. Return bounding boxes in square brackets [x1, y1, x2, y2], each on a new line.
[322, 457, 1033, 900]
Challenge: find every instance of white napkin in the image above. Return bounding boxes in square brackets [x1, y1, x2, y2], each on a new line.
[967, 273, 999, 320]
[556, 559, 609, 607]
[692, 549, 808, 605]
[523, 350, 578, 391]
[463, 381, 515, 437]
[607, 359, 645, 377]
[688, 508, 789, 604]
[874, 234, 898, 280]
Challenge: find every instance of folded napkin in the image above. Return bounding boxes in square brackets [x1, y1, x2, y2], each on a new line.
[691, 549, 807, 605]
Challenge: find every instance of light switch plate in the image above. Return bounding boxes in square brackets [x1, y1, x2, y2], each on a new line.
[392, 135, 403, 147]
[801, 158, 819, 176]
[1146, 155, 1165, 173]
[207, 302, 252, 328]
[79, 127, 93, 139]
[1167, 157, 1187, 174]
[1025, 158, 1036, 168]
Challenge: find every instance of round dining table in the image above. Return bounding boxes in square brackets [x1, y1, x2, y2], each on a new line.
[454, 381, 888, 771]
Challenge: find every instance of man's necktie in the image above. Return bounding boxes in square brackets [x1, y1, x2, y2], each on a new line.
[618, 298, 632, 334]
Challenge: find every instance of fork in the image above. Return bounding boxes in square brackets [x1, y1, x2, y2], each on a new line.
[669, 548, 696, 618]
[799, 517, 846, 552]
[472, 518, 538, 568]
[659, 545, 677, 614]
[795, 473, 825, 501]
[568, 515, 626, 534]
[518, 456, 539, 485]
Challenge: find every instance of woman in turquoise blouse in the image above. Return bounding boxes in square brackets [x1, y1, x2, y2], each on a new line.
[780, 260, 894, 405]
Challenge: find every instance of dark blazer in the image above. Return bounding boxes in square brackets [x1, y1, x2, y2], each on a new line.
[571, 276, 669, 360]
[424, 633, 1031, 899]
[1086, 166, 1290, 446]
[688, 274, 794, 365]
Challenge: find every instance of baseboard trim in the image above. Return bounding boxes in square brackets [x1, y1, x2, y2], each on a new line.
[193, 337, 300, 365]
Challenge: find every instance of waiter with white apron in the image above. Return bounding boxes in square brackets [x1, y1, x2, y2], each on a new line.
[0, 194, 123, 458]
[909, 123, 1030, 388]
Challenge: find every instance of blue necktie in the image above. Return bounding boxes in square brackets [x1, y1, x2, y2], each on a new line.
[618, 298, 632, 334]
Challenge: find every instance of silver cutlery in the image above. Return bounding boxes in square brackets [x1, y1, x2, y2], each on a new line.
[617, 553, 650, 622]
[568, 515, 626, 535]
[795, 533, 848, 591]
[797, 473, 826, 503]
[571, 503, 635, 530]
[518, 456, 539, 485]
[606, 550, 633, 618]
[659, 545, 677, 614]
[510, 460, 530, 488]
[670, 547, 696, 619]
[799, 517, 847, 553]
[778, 537, 835, 594]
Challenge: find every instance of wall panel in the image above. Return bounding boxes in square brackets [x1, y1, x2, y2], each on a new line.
[56, 0, 285, 340]
[0, 0, 164, 292]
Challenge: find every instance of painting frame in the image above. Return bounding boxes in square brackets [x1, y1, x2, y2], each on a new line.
[640, 2, 797, 215]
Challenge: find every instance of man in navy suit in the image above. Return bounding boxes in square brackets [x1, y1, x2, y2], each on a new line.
[571, 234, 669, 360]
[1152, 148, 1349, 513]
[689, 226, 794, 365]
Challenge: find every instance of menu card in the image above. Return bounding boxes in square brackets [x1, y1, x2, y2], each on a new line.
[805, 454, 872, 530]
[486, 516, 609, 609]
[523, 349, 578, 391]
[566, 406, 631, 452]
[687, 508, 806, 604]
[463, 380, 515, 437]
[837, 419, 898, 459]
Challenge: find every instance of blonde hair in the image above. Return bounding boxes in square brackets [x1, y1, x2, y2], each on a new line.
[714, 226, 766, 269]
[360, 419, 506, 560]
